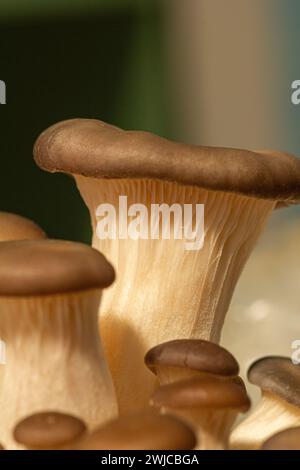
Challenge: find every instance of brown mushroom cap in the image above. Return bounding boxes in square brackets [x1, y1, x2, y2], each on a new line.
[0, 212, 46, 241]
[0, 239, 115, 296]
[150, 376, 250, 411]
[34, 118, 300, 203]
[13, 411, 87, 449]
[78, 412, 196, 450]
[261, 427, 300, 450]
[145, 339, 239, 377]
[248, 357, 300, 408]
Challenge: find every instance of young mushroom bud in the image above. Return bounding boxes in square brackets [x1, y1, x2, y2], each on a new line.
[150, 376, 250, 450]
[77, 411, 196, 450]
[0, 212, 46, 241]
[33, 118, 300, 413]
[13, 412, 87, 450]
[145, 339, 239, 385]
[230, 357, 300, 450]
[261, 427, 300, 450]
[0, 239, 117, 449]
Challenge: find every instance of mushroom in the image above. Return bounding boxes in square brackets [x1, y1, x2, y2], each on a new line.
[77, 411, 196, 450]
[33, 118, 300, 413]
[261, 427, 300, 450]
[0, 212, 46, 241]
[0, 239, 118, 449]
[13, 411, 87, 450]
[230, 357, 300, 450]
[150, 375, 250, 450]
[145, 339, 239, 385]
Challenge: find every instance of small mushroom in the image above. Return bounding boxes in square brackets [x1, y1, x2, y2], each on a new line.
[230, 357, 300, 450]
[77, 412, 196, 450]
[150, 375, 250, 450]
[0, 239, 117, 449]
[145, 339, 239, 384]
[13, 411, 87, 450]
[261, 427, 300, 450]
[34, 118, 300, 413]
[0, 212, 46, 241]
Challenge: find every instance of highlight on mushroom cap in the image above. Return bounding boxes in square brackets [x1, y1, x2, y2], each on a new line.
[77, 412, 196, 450]
[150, 375, 250, 411]
[0, 239, 115, 296]
[0, 212, 46, 241]
[33, 118, 300, 203]
[13, 411, 87, 449]
[145, 339, 239, 377]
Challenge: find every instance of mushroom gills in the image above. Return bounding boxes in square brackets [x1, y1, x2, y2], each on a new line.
[230, 391, 300, 450]
[163, 407, 237, 450]
[76, 176, 274, 413]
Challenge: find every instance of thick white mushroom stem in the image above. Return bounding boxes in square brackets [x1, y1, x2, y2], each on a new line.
[76, 176, 275, 413]
[0, 290, 118, 449]
[164, 407, 236, 450]
[230, 392, 300, 450]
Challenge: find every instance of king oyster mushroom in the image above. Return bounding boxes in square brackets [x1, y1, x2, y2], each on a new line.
[33, 118, 300, 413]
[145, 339, 239, 385]
[150, 375, 250, 450]
[0, 239, 117, 449]
[231, 356, 300, 449]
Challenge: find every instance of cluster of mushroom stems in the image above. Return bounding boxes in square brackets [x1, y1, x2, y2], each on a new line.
[1, 116, 300, 449]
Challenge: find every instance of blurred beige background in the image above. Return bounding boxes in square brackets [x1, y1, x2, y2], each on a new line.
[164, 0, 300, 407]
[164, 0, 285, 148]
[222, 209, 300, 406]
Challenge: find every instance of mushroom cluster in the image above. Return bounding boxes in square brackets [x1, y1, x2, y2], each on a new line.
[0, 117, 299, 449]
[146, 339, 250, 449]
[0, 239, 117, 449]
[231, 356, 300, 449]
[33, 118, 300, 413]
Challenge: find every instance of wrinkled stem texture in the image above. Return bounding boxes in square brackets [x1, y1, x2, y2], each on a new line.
[230, 392, 300, 450]
[170, 408, 236, 450]
[76, 176, 274, 413]
[0, 291, 117, 449]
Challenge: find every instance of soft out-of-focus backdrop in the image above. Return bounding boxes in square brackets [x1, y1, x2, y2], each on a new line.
[0, 0, 299, 405]
[0, 0, 168, 242]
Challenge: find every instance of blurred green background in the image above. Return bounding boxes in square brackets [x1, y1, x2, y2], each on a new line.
[1, 0, 300, 242]
[0, 0, 169, 242]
